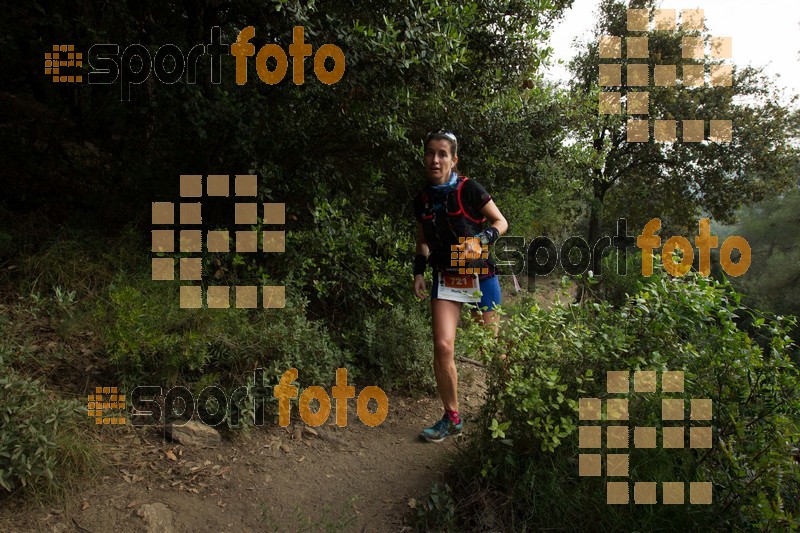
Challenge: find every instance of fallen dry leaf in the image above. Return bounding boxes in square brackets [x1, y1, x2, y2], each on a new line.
[164, 450, 177, 462]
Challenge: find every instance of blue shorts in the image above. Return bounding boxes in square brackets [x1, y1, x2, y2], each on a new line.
[431, 271, 502, 312]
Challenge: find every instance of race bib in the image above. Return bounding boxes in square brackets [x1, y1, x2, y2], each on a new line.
[436, 272, 481, 303]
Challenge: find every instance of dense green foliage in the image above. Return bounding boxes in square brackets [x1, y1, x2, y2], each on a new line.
[2, 0, 579, 498]
[0, 0, 577, 390]
[1, 0, 573, 228]
[2, 1, 798, 524]
[416, 268, 800, 530]
[721, 188, 800, 331]
[356, 301, 436, 393]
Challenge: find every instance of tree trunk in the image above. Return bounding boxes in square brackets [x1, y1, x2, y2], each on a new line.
[588, 202, 602, 252]
[578, 170, 608, 302]
[587, 169, 608, 248]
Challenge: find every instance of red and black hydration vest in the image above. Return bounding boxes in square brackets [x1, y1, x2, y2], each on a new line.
[415, 175, 495, 274]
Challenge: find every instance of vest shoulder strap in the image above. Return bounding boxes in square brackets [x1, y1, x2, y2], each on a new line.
[454, 176, 485, 223]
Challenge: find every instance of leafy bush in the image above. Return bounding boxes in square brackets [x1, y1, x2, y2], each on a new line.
[589, 248, 647, 306]
[97, 273, 348, 398]
[0, 281, 101, 498]
[283, 197, 415, 324]
[425, 268, 800, 530]
[414, 482, 457, 530]
[719, 189, 800, 341]
[0, 353, 86, 495]
[354, 302, 436, 394]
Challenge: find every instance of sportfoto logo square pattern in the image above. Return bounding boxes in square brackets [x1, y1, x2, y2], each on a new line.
[88, 387, 126, 425]
[151, 174, 285, 309]
[598, 8, 733, 144]
[450, 236, 489, 275]
[45, 44, 83, 83]
[578, 370, 713, 505]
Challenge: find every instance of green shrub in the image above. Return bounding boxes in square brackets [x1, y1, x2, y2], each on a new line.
[0, 353, 87, 495]
[0, 277, 101, 499]
[283, 197, 415, 324]
[96, 273, 348, 415]
[414, 482, 457, 530]
[355, 302, 436, 394]
[590, 249, 647, 306]
[98, 278, 212, 387]
[424, 268, 800, 530]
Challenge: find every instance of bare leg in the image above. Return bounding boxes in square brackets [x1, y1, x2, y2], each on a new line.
[431, 298, 463, 412]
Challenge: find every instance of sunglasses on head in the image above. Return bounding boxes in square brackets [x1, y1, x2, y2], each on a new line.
[426, 129, 457, 144]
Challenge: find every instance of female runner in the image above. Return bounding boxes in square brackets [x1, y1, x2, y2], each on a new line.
[412, 129, 508, 442]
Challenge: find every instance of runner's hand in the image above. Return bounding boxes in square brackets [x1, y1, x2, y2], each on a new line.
[414, 274, 427, 300]
[456, 237, 483, 259]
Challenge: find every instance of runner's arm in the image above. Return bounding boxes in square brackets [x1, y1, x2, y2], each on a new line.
[479, 200, 508, 237]
[416, 222, 429, 257]
[413, 223, 429, 299]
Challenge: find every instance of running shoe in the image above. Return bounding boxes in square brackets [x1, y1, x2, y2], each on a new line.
[420, 414, 463, 442]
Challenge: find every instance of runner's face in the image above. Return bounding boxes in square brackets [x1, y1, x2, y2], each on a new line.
[424, 139, 458, 184]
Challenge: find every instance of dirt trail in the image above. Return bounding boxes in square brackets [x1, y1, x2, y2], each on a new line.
[0, 277, 565, 532]
[0, 366, 487, 533]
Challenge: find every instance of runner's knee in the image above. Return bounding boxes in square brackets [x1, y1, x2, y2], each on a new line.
[434, 337, 455, 356]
